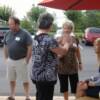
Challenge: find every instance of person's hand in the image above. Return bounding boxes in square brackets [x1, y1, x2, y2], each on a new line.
[78, 81, 88, 90]
[56, 37, 62, 44]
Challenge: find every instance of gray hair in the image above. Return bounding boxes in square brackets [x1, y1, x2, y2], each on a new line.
[37, 12, 54, 29]
[62, 20, 74, 32]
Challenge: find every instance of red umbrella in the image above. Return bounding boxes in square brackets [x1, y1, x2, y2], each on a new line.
[38, 0, 100, 10]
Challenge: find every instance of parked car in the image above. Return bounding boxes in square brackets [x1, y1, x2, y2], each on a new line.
[83, 27, 100, 45]
[0, 27, 9, 46]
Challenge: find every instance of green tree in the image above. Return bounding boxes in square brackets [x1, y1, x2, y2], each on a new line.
[27, 7, 46, 23]
[64, 10, 84, 32]
[0, 6, 14, 21]
[83, 11, 100, 28]
[21, 18, 34, 34]
[27, 6, 46, 31]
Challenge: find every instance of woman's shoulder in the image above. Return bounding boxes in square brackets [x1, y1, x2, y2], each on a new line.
[71, 36, 79, 46]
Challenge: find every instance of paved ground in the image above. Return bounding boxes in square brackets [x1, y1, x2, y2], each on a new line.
[77, 97, 99, 100]
[0, 96, 75, 100]
[0, 96, 99, 100]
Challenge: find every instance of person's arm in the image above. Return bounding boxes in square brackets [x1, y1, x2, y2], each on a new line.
[25, 45, 32, 64]
[25, 31, 33, 64]
[51, 43, 69, 56]
[48, 37, 69, 56]
[4, 45, 8, 60]
[76, 47, 82, 71]
[3, 32, 8, 60]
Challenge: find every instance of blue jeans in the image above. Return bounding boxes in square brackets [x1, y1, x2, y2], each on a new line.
[85, 86, 100, 98]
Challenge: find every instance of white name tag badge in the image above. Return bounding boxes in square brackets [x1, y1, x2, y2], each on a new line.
[15, 37, 20, 41]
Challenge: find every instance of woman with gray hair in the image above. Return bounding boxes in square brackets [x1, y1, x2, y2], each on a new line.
[31, 13, 69, 100]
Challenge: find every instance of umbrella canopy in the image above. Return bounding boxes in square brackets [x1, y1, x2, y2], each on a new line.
[38, 0, 100, 10]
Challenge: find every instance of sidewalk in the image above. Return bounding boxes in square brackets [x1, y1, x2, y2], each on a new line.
[0, 96, 75, 100]
[0, 96, 99, 100]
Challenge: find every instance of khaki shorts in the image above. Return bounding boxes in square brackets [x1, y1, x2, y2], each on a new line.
[6, 58, 29, 82]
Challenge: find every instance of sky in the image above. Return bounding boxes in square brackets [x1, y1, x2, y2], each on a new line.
[0, 0, 67, 27]
[0, 0, 36, 18]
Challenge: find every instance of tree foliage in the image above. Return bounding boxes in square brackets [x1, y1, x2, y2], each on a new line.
[26, 6, 58, 33]
[27, 6, 47, 32]
[27, 7, 46, 23]
[83, 11, 100, 28]
[21, 18, 34, 34]
[64, 10, 100, 34]
[0, 6, 14, 21]
[64, 10, 83, 32]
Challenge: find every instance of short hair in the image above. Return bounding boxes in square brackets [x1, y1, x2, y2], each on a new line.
[62, 20, 74, 32]
[37, 12, 54, 29]
[9, 16, 20, 25]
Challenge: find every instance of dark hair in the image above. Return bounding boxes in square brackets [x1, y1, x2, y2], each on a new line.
[37, 13, 54, 29]
[9, 16, 20, 25]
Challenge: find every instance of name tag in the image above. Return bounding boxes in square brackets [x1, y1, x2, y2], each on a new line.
[15, 37, 20, 41]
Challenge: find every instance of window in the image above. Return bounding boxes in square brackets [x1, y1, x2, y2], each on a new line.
[89, 28, 100, 34]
